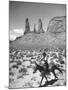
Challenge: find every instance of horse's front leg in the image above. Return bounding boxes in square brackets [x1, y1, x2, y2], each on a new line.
[55, 67, 63, 74]
[44, 75, 48, 81]
[40, 75, 44, 86]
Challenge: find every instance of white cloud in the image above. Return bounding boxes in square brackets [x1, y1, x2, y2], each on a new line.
[10, 34, 16, 41]
[14, 29, 24, 35]
[10, 29, 24, 41]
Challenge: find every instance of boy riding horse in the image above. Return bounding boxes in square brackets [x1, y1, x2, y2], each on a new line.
[33, 50, 63, 86]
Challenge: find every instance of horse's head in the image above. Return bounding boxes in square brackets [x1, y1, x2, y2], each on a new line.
[33, 61, 40, 73]
[33, 67, 37, 73]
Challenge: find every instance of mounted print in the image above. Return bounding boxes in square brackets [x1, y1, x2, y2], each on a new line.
[9, 1, 66, 88]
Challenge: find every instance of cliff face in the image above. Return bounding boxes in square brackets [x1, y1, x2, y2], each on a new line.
[47, 16, 66, 34]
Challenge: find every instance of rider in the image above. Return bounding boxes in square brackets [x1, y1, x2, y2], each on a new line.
[42, 49, 48, 61]
[41, 49, 49, 70]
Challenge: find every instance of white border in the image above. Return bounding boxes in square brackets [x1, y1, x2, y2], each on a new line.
[0, 0, 68, 90]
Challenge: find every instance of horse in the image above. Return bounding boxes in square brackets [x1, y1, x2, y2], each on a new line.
[33, 60, 63, 86]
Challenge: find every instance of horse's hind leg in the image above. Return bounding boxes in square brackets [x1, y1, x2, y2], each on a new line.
[52, 70, 58, 79]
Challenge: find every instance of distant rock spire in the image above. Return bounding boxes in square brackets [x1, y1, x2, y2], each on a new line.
[38, 18, 44, 33]
[24, 18, 30, 34]
[33, 24, 36, 33]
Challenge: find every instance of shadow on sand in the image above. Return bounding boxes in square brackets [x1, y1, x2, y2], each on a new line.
[40, 79, 58, 87]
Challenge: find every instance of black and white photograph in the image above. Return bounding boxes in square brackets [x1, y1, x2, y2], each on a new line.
[9, 1, 66, 88]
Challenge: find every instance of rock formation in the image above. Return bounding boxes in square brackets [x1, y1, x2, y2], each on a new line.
[10, 16, 66, 50]
[33, 24, 37, 33]
[24, 18, 30, 34]
[38, 18, 45, 33]
[47, 16, 66, 34]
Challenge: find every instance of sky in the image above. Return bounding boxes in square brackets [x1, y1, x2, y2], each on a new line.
[9, 1, 66, 40]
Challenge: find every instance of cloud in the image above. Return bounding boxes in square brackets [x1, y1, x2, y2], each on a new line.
[10, 34, 16, 41]
[10, 29, 24, 41]
[13, 29, 24, 35]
